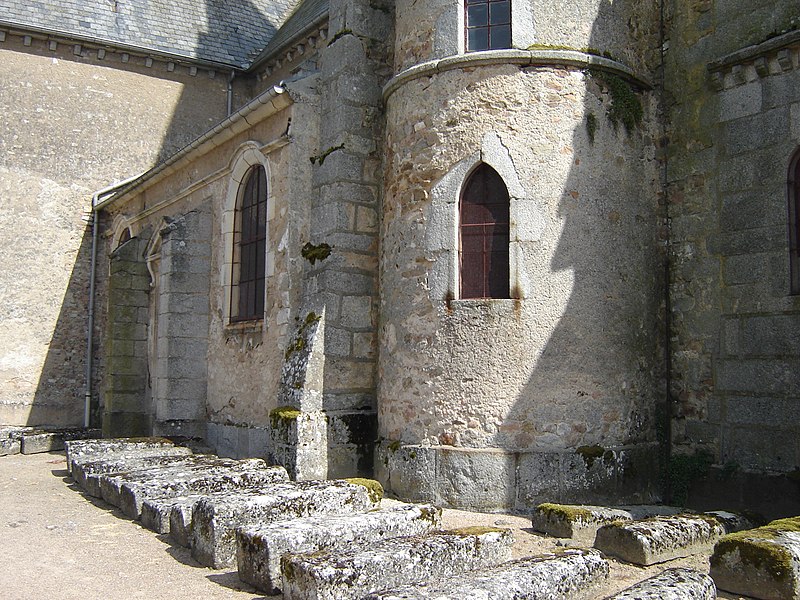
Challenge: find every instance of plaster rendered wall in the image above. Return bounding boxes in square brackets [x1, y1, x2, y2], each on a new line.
[379, 62, 663, 510]
[0, 33, 227, 427]
[666, 1, 800, 480]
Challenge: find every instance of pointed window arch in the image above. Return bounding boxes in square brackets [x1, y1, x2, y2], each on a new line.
[460, 163, 510, 298]
[231, 165, 268, 321]
[789, 149, 800, 294]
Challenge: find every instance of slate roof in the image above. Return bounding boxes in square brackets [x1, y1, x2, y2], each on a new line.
[0, 0, 303, 68]
[249, 0, 328, 68]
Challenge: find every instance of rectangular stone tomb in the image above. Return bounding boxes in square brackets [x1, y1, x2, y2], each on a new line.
[117, 459, 280, 519]
[20, 428, 102, 454]
[136, 468, 290, 533]
[237, 503, 442, 594]
[362, 548, 608, 600]
[281, 527, 514, 600]
[607, 567, 716, 600]
[191, 480, 378, 569]
[710, 516, 800, 600]
[594, 514, 726, 565]
[72, 451, 196, 494]
[532, 503, 684, 544]
[65, 437, 180, 473]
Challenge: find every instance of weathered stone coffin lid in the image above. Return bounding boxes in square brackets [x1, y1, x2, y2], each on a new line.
[118, 461, 287, 519]
[281, 528, 514, 600]
[75, 452, 201, 496]
[606, 567, 716, 600]
[594, 514, 727, 566]
[362, 549, 609, 600]
[20, 428, 102, 454]
[236, 503, 442, 594]
[710, 516, 800, 600]
[191, 480, 377, 569]
[65, 437, 181, 472]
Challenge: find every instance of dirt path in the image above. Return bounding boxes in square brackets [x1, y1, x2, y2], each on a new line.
[1, 451, 750, 599]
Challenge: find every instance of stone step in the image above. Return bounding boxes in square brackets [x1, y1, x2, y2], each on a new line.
[118, 458, 282, 519]
[594, 514, 727, 565]
[281, 527, 514, 600]
[20, 428, 102, 454]
[362, 548, 608, 600]
[710, 516, 800, 600]
[531, 503, 684, 544]
[191, 479, 380, 569]
[137, 468, 290, 533]
[73, 452, 197, 496]
[65, 437, 186, 474]
[237, 503, 442, 594]
[607, 567, 716, 599]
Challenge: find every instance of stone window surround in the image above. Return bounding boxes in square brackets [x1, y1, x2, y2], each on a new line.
[426, 131, 544, 302]
[222, 142, 276, 329]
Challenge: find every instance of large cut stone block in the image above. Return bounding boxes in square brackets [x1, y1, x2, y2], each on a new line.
[363, 549, 608, 600]
[237, 503, 442, 594]
[594, 514, 726, 565]
[20, 428, 101, 454]
[710, 517, 800, 600]
[118, 459, 280, 518]
[191, 480, 377, 568]
[607, 567, 716, 599]
[281, 528, 514, 600]
[136, 467, 289, 533]
[532, 503, 684, 543]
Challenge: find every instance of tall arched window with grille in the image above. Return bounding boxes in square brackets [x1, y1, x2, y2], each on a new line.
[231, 165, 268, 321]
[460, 163, 510, 298]
[789, 149, 800, 295]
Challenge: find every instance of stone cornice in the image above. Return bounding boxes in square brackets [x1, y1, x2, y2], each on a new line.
[708, 29, 800, 91]
[383, 49, 651, 102]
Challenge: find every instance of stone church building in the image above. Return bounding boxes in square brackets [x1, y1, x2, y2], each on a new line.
[1, 0, 798, 512]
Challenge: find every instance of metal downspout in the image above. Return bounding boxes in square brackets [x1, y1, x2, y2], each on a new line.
[85, 175, 144, 428]
[227, 70, 235, 117]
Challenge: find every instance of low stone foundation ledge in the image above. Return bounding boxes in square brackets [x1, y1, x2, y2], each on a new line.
[376, 441, 661, 512]
[607, 567, 716, 600]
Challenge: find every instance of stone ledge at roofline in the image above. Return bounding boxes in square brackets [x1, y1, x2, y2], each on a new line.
[0, 18, 239, 72]
[707, 30, 800, 91]
[382, 49, 651, 102]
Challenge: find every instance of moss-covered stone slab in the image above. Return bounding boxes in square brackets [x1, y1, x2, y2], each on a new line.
[237, 503, 442, 594]
[281, 528, 513, 600]
[594, 514, 726, 565]
[20, 428, 102, 454]
[191, 480, 377, 569]
[363, 548, 608, 600]
[606, 567, 716, 599]
[532, 503, 684, 543]
[710, 516, 800, 600]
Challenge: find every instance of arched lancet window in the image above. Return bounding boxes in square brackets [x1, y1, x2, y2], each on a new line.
[789, 149, 800, 295]
[460, 163, 510, 298]
[231, 165, 268, 321]
[465, 0, 511, 52]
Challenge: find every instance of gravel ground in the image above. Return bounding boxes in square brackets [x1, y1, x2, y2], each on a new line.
[1, 451, 751, 599]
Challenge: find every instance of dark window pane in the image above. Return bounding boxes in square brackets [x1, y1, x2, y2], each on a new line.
[467, 4, 488, 27]
[468, 28, 489, 51]
[490, 1, 510, 24]
[490, 24, 511, 49]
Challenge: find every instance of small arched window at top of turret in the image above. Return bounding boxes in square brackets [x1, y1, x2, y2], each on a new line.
[789, 148, 800, 295]
[460, 163, 510, 298]
[465, 0, 511, 52]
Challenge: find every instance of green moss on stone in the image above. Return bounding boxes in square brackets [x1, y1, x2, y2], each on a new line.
[713, 519, 800, 583]
[537, 502, 593, 523]
[576, 445, 606, 469]
[387, 440, 401, 453]
[589, 69, 643, 133]
[345, 478, 384, 503]
[444, 526, 507, 536]
[668, 450, 713, 506]
[301, 242, 332, 265]
[586, 112, 597, 144]
[269, 406, 301, 429]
